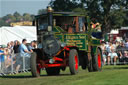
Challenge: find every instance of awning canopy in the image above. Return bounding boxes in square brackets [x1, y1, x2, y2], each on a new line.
[0, 26, 37, 45]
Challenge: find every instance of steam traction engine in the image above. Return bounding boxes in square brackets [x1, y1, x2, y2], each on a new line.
[30, 6, 103, 77]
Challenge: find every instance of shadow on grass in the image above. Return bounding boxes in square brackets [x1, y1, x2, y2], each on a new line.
[0, 73, 71, 79]
[113, 66, 128, 69]
[104, 65, 128, 70]
[1, 75, 33, 79]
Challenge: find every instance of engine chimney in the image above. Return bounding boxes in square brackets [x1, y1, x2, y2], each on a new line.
[47, 6, 53, 31]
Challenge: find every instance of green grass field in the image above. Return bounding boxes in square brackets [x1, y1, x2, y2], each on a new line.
[0, 65, 128, 85]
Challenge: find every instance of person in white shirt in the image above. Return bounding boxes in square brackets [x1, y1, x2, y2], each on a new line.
[107, 42, 118, 65]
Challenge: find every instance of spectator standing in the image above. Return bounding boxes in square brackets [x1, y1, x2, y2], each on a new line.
[13, 40, 20, 54]
[0, 46, 4, 75]
[37, 39, 43, 49]
[28, 41, 35, 52]
[27, 41, 36, 69]
[33, 40, 37, 49]
[0, 45, 7, 75]
[4, 47, 12, 70]
[100, 42, 107, 65]
[125, 39, 128, 49]
[19, 39, 30, 54]
[7, 42, 14, 55]
[16, 39, 30, 73]
[10, 41, 14, 49]
[106, 42, 110, 54]
[0, 46, 4, 55]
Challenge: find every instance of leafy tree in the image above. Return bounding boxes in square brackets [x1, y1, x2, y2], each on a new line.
[13, 11, 20, 18]
[73, 7, 88, 15]
[50, 0, 128, 34]
[31, 14, 35, 20]
[0, 12, 34, 26]
[23, 13, 32, 21]
[38, 9, 46, 15]
[50, 0, 79, 11]
[6, 14, 16, 22]
[13, 11, 22, 22]
[80, 0, 128, 33]
[123, 10, 128, 26]
[0, 19, 9, 27]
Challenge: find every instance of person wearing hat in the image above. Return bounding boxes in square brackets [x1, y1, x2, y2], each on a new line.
[91, 22, 102, 39]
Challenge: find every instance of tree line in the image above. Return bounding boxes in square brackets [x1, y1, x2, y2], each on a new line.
[0, 0, 128, 34]
[0, 12, 35, 27]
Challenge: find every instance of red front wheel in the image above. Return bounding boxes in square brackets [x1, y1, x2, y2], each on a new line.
[69, 49, 79, 75]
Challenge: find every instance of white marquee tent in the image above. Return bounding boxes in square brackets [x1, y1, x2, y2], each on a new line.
[110, 29, 119, 34]
[0, 26, 37, 45]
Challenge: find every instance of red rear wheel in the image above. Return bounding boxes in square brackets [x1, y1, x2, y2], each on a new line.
[75, 55, 79, 70]
[98, 53, 102, 68]
[92, 48, 102, 71]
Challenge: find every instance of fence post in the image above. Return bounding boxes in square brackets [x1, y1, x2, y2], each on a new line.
[0, 57, 1, 74]
[11, 54, 14, 74]
[23, 54, 25, 72]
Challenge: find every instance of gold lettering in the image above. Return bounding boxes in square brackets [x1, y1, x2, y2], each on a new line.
[66, 36, 79, 39]
[79, 36, 85, 39]
[65, 35, 86, 49]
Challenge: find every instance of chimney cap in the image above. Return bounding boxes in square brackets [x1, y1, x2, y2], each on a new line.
[47, 6, 53, 12]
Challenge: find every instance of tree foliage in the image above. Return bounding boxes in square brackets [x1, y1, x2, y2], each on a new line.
[49, 0, 128, 33]
[0, 19, 9, 27]
[0, 12, 34, 27]
[50, 0, 79, 11]
[38, 9, 46, 15]
[23, 13, 32, 21]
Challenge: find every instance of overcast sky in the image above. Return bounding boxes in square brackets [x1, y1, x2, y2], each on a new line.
[0, 0, 51, 17]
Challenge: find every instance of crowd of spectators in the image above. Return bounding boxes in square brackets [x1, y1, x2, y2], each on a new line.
[0, 39, 37, 75]
[1, 38, 128, 74]
[101, 40, 128, 65]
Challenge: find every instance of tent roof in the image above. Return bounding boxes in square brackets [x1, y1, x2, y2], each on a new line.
[108, 29, 119, 34]
[120, 27, 128, 30]
[0, 26, 37, 45]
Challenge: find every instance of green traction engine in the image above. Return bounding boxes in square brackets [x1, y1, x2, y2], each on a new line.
[30, 6, 103, 77]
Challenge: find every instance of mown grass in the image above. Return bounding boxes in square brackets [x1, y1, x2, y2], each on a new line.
[0, 65, 128, 85]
